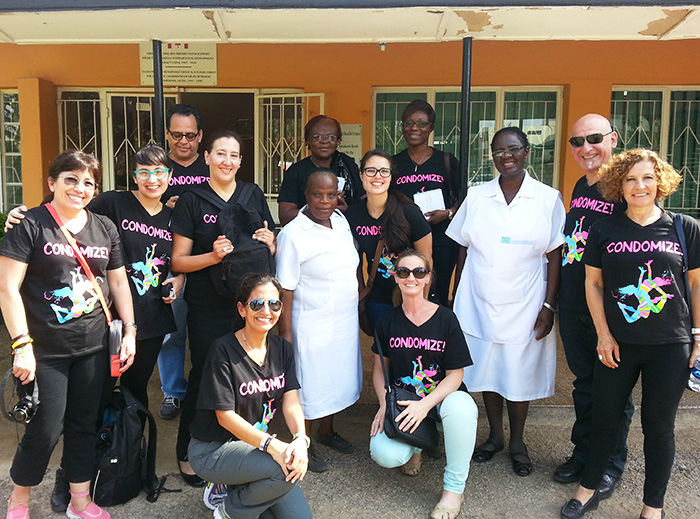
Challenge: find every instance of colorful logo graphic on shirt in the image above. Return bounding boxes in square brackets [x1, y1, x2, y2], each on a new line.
[399, 355, 438, 397]
[378, 245, 398, 279]
[44, 267, 99, 323]
[129, 244, 167, 296]
[254, 399, 276, 432]
[562, 216, 588, 266]
[613, 260, 674, 323]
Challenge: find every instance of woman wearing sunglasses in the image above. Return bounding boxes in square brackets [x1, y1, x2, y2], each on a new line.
[276, 169, 362, 473]
[170, 130, 276, 486]
[278, 115, 365, 225]
[345, 149, 432, 333]
[0, 150, 136, 519]
[370, 250, 477, 519]
[188, 273, 312, 519]
[446, 127, 565, 477]
[393, 100, 460, 306]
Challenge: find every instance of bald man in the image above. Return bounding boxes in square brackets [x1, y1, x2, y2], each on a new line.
[554, 114, 634, 499]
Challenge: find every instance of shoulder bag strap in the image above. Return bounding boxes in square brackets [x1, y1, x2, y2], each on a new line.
[673, 212, 692, 316]
[442, 151, 456, 205]
[235, 182, 255, 207]
[45, 204, 112, 324]
[373, 329, 391, 392]
[358, 239, 385, 300]
[192, 185, 227, 211]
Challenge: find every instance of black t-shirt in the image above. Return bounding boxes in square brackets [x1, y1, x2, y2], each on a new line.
[371, 305, 472, 394]
[584, 210, 700, 345]
[277, 152, 365, 207]
[170, 181, 276, 307]
[392, 148, 458, 243]
[345, 198, 431, 304]
[161, 153, 209, 201]
[0, 206, 123, 360]
[190, 333, 300, 443]
[88, 191, 176, 340]
[559, 176, 617, 314]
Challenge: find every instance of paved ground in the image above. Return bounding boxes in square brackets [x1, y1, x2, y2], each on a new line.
[1, 324, 699, 518]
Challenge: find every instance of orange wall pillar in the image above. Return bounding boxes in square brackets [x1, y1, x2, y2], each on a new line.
[18, 78, 59, 207]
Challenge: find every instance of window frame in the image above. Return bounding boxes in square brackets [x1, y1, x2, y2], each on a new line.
[1, 90, 21, 212]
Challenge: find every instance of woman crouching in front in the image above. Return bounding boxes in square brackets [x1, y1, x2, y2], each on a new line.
[187, 273, 311, 519]
[369, 250, 478, 519]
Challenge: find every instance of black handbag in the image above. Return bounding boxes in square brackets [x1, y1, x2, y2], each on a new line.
[375, 330, 439, 450]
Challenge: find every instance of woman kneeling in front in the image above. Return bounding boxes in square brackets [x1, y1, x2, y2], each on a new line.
[370, 250, 478, 519]
[187, 273, 312, 519]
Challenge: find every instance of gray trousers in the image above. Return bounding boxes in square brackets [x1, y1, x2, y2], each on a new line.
[189, 438, 312, 519]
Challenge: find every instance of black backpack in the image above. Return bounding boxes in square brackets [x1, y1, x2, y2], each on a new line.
[92, 385, 160, 506]
[193, 183, 275, 299]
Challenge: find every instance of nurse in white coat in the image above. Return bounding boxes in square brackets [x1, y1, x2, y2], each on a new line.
[277, 170, 362, 472]
[446, 127, 565, 477]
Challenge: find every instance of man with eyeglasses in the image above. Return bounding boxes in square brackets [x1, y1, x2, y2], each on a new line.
[157, 104, 208, 422]
[554, 113, 633, 501]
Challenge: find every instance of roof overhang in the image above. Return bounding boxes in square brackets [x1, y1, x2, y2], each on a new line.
[0, 2, 699, 44]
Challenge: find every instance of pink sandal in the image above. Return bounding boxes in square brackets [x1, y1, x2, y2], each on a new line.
[6, 495, 29, 519]
[65, 491, 110, 519]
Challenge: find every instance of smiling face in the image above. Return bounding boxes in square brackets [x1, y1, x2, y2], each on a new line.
[133, 163, 171, 200]
[402, 110, 433, 147]
[569, 114, 618, 174]
[238, 282, 282, 334]
[204, 136, 242, 185]
[306, 119, 340, 162]
[491, 131, 529, 179]
[305, 173, 338, 224]
[360, 154, 392, 196]
[395, 254, 431, 299]
[621, 160, 658, 209]
[166, 113, 202, 164]
[48, 168, 97, 213]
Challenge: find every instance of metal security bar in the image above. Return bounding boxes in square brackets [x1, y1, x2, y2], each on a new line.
[1, 92, 21, 210]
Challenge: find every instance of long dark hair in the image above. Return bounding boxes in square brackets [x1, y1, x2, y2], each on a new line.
[360, 149, 412, 253]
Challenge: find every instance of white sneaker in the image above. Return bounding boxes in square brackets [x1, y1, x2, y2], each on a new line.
[213, 503, 230, 519]
[203, 482, 228, 511]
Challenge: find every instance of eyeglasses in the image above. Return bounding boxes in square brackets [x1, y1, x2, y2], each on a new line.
[395, 267, 429, 280]
[134, 167, 170, 180]
[246, 298, 283, 312]
[568, 131, 613, 148]
[492, 146, 526, 159]
[362, 167, 392, 178]
[402, 121, 431, 129]
[310, 134, 339, 142]
[168, 130, 199, 142]
[58, 175, 96, 191]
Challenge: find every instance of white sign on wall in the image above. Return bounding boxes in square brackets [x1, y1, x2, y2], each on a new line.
[140, 43, 217, 86]
[338, 124, 363, 165]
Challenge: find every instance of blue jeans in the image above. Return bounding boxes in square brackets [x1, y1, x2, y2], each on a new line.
[370, 390, 478, 494]
[157, 276, 188, 400]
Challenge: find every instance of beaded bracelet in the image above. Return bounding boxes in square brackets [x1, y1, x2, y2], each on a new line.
[12, 345, 32, 355]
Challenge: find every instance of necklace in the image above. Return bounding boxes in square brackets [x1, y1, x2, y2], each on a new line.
[241, 331, 266, 366]
[409, 148, 432, 173]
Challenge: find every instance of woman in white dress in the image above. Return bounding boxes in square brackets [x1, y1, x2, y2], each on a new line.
[446, 127, 565, 476]
[277, 169, 362, 473]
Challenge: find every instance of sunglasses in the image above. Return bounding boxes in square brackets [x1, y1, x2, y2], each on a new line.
[569, 131, 613, 148]
[168, 130, 199, 142]
[59, 175, 96, 191]
[134, 167, 170, 180]
[492, 146, 526, 159]
[246, 298, 283, 312]
[395, 267, 429, 280]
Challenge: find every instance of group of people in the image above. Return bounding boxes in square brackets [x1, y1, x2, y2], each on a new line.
[1, 101, 698, 519]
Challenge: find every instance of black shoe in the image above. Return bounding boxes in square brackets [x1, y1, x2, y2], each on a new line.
[554, 457, 585, 483]
[560, 490, 601, 519]
[159, 396, 181, 420]
[179, 459, 206, 487]
[50, 467, 70, 513]
[510, 447, 533, 477]
[598, 473, 622, 500]
[307, 453, 328, 473]
[471, 440, 504, 463]
[315, 432, 354, 454]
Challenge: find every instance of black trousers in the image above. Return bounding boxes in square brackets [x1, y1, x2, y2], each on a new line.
[119, 335, 165, 409]
[176, 303, 239, 461]
[558, 309, 633, 478]
[10, 347, 108, 486]
[580, 341, 690, 508]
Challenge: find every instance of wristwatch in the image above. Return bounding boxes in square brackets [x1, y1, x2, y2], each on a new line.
[447, 209, 454, 220]
[124, 322, 138, 332]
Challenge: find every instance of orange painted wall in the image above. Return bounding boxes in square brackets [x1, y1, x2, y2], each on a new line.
[2, 38, 699, 205]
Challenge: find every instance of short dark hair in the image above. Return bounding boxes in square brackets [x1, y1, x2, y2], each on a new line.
[205, 129, 244, 155]
[133, 145, 171, 170]
[401, 99, 436, 126]
[304, 115, 342, 142]
[491, 126, 530, 150]
[305, 168, 337, 194]
[49, 150, 102, 184]
[166, 104, 201, 131]
[236, 273, 282, 304]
